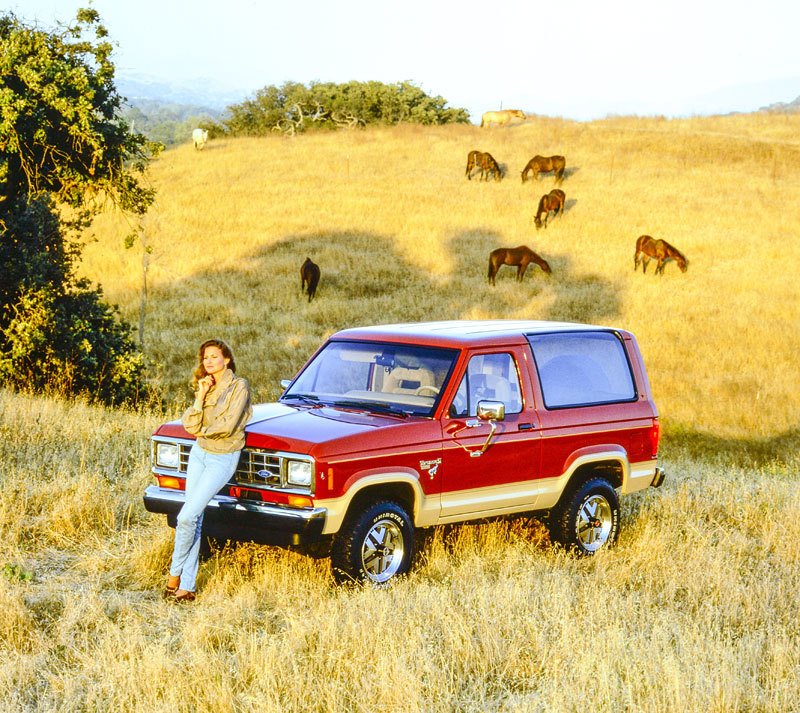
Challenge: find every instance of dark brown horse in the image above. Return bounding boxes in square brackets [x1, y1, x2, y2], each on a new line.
[300, 257, 321, 301]
[466, 150, 502, 181]
[633, 235, 688, 275]
[465, 150, 481, 179]
[521, 155, 566, 183]
[534, 189, 566, 229]
[488, 245, 551, 285]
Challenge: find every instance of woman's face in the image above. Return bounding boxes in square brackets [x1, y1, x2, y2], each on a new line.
[202, 346, 229, 377]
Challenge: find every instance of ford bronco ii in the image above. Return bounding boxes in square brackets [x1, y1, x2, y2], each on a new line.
[144, 320, 664, 584]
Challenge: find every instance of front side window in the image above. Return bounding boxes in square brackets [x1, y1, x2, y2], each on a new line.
[283, 340, 458, 417]
[528, 332, 636, 409]
[450, 353, 523, 417]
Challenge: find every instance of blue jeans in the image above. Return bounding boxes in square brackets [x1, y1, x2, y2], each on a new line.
[169, 444, 240, 592]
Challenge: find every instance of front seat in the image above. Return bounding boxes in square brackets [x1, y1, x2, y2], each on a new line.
[382, 366, 435, 395]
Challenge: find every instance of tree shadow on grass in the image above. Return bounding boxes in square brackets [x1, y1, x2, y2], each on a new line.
[443, 228, 622, 324]
[145, 226, 624, 400]
[661, 424, 800, 470]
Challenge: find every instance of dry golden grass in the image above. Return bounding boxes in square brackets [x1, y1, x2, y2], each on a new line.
[2, 114, 799, 711]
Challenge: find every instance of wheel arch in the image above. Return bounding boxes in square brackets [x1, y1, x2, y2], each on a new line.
[346, 482, 416, 521]
[320, 470, 433, 535]
[570, 459, 624, 490]
[551, 448, 628, 510]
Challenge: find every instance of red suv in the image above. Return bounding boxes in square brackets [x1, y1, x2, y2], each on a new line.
[144, 320, 664, 585]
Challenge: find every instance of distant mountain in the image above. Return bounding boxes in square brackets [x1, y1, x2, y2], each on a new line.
[116, 72, 250, 111]
[760, 95, 800, 113]
[116, 73, 255, 146]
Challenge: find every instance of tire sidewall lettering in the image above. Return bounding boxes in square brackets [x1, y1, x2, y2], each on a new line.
[371, 511, 404, 529]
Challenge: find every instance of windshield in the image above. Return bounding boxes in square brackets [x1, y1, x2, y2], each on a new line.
[282, 340, 459, 417]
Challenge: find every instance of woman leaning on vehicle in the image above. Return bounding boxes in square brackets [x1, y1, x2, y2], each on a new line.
[164, 339, 252, 603]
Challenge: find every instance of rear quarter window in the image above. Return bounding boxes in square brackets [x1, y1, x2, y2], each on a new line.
[527, 331, 637, 409]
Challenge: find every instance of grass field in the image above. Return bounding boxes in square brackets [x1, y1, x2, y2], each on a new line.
[2, 113, 799, 711]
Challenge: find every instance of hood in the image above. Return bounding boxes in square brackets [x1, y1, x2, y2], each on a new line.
[154, 401, 437, 458]
[246, 402, 386, 452]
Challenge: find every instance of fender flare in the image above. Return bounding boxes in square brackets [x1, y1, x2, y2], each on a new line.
[538, 445, 631, 510]
[319, 467, 438, 535]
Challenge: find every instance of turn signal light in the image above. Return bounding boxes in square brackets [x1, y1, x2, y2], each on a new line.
[157, 475, 185, 490]
[287, 494, 313, 508]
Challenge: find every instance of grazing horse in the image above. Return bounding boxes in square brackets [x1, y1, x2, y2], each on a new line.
[300, 257, 321, 301]
[192, 128, 208, 150]
[521, 155, 566, 183]
[534, 189, 566, 229]
[633, 235, 688, 275]
[465, 150, 482, 179]
[480, 109, 526, 128]
[488, 245, 551, 285]
[466, 150, 502, 181]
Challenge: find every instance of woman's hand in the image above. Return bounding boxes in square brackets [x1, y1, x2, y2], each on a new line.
[196, 374, 215, 402]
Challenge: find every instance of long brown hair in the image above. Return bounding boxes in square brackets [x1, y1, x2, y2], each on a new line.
[191, 339, 236, 388]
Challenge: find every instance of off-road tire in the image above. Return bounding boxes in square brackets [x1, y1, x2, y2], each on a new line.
[548, 477, 619, 555]
[331, 500, 415, 585]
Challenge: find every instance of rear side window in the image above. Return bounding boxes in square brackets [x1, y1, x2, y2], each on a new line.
[527, 332, 636, 409]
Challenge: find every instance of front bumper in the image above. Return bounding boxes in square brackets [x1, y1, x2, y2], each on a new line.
[143, 485, 327, 546]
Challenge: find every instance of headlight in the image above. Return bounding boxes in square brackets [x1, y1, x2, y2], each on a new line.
[286, 460, 312, 487]
[155, 442, 180, 469]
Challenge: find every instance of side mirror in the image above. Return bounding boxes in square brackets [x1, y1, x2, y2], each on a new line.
[280, 379, 292, 390]
[477, 400, 505, 422]
[466, 400, 505, 457]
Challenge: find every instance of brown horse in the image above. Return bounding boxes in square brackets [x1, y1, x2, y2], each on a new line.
[534, 189, 566, 229]
[633, 236, 688, 275]
[300, 257, 321, 301]
[465, 150, 482, 179]
[466, 150, 502, 181]
[521, 155, 566, 183]
[488, 245, 551, 285]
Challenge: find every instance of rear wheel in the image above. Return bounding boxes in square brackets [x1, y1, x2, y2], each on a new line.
[331, 500, 415, 585]
[548, 477, 619, 554]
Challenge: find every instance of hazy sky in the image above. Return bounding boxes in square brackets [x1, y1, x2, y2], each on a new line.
[12, 0, 800, 122]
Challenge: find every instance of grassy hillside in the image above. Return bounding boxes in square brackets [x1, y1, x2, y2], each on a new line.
[2, 114, 799, 711]
[83, 114, 800, 444]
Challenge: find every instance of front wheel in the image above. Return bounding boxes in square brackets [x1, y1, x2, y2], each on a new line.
[548, 477, 619, 554]
[331, 500, 415, 585]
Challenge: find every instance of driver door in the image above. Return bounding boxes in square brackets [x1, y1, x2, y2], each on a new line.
[439, 350, 541, 521]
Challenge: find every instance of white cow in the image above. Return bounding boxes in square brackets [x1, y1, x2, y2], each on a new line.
[192, 128, 208, 150]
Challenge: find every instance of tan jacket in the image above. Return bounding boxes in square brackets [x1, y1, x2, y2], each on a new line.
[181, 368, 252, 454]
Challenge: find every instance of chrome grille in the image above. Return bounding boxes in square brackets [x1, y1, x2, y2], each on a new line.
[177, 442, 192, 471]
[152, 437, 312, 492]
[236, 449, 282, 486]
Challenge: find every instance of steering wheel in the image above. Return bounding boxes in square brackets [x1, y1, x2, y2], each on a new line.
[450, 392, 467, 417]
[414, 385, 440, 397]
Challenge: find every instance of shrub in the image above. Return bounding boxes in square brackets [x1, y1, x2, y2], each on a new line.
[224, 80, 470, 136]
[0, 284, 146, 406]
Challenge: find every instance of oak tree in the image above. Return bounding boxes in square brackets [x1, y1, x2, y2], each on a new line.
[0, 9, 157, 404]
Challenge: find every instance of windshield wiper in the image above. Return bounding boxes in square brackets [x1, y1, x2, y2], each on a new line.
[281, 393, 323, 406]
[329, 399, 411, 418]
